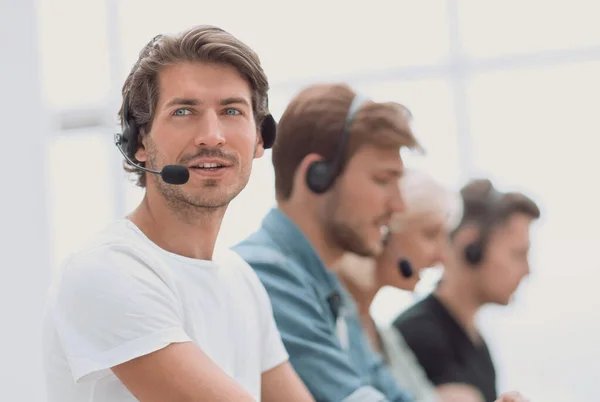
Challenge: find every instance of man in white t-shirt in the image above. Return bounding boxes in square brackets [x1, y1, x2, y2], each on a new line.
[42, 25, 314, 402]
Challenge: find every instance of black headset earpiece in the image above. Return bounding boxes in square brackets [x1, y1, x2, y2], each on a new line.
[464, 241, 484, 265]
[306, 161, 334, 194]
[305, 94, 369, 194]
[260, 113, 277, 149]
[462, 187, 504, 267]
[116, 91, 140, 160]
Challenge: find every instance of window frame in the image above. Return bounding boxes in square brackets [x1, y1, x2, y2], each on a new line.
[49, 0, 600, 227]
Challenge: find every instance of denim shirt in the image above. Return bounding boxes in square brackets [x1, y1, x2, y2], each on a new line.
[233, 208, 413, 402]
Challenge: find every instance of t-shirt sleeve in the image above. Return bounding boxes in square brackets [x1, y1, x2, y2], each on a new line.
[50, 245, 192, 383]
[256, 273, 290, 373]
[229, 250, 290, 372]
[395, 318, 470, 386]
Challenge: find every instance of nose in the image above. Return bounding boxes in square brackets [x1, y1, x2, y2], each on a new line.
[523, 261, 531, 277]
[389, 186, 406, 214]
[194, 110, 226, 147]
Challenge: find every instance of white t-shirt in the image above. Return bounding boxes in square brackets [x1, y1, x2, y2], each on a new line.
[42, 219, 288, 402]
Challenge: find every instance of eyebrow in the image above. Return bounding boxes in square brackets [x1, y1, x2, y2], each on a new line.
[163, 97, 251, 109]
[378, 168, 404, 178]
[220, 97, 251, 108]
[164, 98, 200, 109]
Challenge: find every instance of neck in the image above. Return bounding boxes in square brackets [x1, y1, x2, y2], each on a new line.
[278, 200, 343, 268]
[339, 272, 382, 353]
[129, 188, 226, 261]
[435, 262, 483, 341]
[338, 273, 379, 317]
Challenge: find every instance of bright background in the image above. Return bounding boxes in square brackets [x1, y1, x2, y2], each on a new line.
[2, 0, 599, 400]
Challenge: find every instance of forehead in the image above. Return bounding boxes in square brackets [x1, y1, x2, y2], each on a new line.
[494, 213, 533, 244]
[156, 61, 252, 105]
[346, 145, 404, 172]
[414, 210, 447, 229]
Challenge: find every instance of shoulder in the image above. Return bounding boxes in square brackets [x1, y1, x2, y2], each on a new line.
[214, 247, 268, 294]
[393, 294, 439, 328]
[233, 229, 287, 267]
[59, 223, 158, 281]
[59, 220, 157, 270]
[49, 221, 178, 311]
[393, 296, 448, 349]
[233, 232, 310, 290]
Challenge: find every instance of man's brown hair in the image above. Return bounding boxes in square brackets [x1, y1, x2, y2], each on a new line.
[452, 178, 541, 240]
[272, 83, 421, 200]
[118, 25, 269, 187]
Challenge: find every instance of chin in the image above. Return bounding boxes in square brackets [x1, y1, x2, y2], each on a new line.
[493, 296, 512, 306]
[395, 281, 417, 292]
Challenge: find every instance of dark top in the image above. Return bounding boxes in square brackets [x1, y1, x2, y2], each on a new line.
[393, 293, 497, 402]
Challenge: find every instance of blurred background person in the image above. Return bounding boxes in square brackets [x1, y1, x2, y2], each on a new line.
[336, 169, 486, 402]
[393, 178, 541, 402]
[234, 83, 419, 402]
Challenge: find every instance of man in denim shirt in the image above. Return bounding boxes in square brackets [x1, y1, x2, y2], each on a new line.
[233, 83, 419, 401]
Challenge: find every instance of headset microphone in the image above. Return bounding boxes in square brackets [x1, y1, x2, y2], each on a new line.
[114, 133, 190, 185]
[398, 258, 414, 278]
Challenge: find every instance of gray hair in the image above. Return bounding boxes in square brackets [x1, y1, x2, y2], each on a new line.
[389, 169, 463, 233]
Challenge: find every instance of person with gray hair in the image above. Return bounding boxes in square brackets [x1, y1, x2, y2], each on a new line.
[336, 169, 484, 402]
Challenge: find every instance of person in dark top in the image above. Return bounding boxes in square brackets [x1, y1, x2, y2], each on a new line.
[394, 178, 541, 402]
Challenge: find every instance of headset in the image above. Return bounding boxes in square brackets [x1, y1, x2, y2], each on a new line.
[305, 94, 370, 194]
[114, 33, 277, 185]
[463, 187, 505, 266]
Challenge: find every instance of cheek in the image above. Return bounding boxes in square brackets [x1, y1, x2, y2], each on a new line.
[343, 180, 387, 216]
[403, 237, 431, 268]
[483, 254, 519, 293]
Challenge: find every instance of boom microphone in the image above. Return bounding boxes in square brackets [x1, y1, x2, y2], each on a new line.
[115, 135, 190, 185]
[398, 258, 414, 278]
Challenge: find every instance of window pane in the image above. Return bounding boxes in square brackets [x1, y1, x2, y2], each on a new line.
[47, 133, 114, 271]
[354, 78, 462, 188]
[118, 0, 450, 86]
[457, 0, 600, 58]
[467, 61, 600, 240]
[37, 0, 111, 110]
[466, 61, 600, 401]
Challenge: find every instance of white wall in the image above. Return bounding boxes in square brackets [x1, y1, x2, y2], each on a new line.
[0, 0, 50, 400]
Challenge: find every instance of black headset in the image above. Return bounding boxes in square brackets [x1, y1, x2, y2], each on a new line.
[463, 188, 504, 266]
[305, 94, 369, 194]
[115, 34, 277, 163]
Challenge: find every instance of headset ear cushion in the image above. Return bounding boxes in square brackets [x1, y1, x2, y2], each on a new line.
[123, 118, 140, 159]
[464, 242, 483, 265]
[260, 114, 277, 149]
[306, 160, 332, 194]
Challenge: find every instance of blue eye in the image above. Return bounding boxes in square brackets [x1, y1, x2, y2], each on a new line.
[174, 108, 191, 116]
[224, 108, 241, 116]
